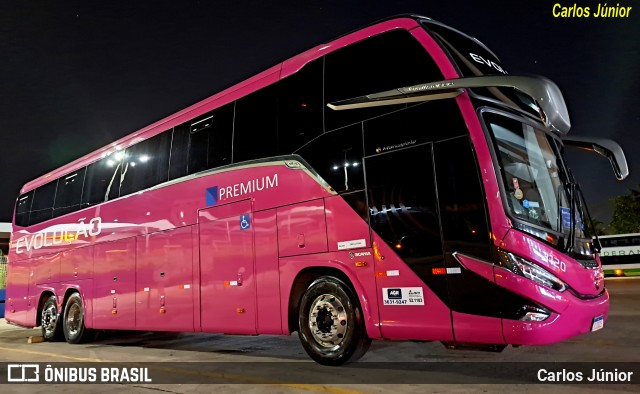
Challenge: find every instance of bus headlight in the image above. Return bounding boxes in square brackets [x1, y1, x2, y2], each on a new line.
[498, 250, 567, 292]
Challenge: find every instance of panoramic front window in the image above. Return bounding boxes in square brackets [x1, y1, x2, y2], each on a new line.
[485, 113, 586, 239]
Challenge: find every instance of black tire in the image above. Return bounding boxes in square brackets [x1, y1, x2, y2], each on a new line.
[298, 276, 372, 365]
[41, 295, 63, 341]
[62, 293, 92, 344]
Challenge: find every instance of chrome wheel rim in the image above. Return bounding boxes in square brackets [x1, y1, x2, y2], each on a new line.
[42, 303, 58, 336]
[66, 303, 82, 336]
[308, 293, 348, 349]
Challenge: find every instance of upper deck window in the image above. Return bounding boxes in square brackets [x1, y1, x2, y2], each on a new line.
[14, 191, 34, 227]
[28, 180, 58, 225]
[82, 153, 123, 207]
[233, 85, 278, 163]
[187, 103, 234, 173]
[277, 58, 324, 154]
[53, 168, 86, 218]
[324, 30, 444, 132]
[119, 131, 172, 196]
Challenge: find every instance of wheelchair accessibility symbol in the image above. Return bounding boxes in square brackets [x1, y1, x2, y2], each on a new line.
[240, 214, 250, 230]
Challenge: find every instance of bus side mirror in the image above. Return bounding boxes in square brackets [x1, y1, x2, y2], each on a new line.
[562, 136, 629, 181]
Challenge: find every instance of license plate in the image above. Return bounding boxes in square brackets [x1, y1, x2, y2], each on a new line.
[591, 315, 604, 332]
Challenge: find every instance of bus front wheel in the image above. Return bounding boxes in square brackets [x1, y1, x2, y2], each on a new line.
[63, 293, 92, 344]
[298, 276, 371, 365]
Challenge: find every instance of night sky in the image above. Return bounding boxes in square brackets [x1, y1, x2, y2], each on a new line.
[1, 0, 638, 230]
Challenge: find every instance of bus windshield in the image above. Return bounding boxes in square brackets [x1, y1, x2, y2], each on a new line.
[485, 113, 589, 246]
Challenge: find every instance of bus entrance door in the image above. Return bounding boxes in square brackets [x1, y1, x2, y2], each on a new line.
[198, 199, 257, 334]
[364, 144, 454, 341]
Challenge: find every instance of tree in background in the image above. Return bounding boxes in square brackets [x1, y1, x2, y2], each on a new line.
[610, 185, 640, 234]
[586, 219, 607, 236]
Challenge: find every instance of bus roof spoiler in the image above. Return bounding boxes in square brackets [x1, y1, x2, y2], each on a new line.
[562, 135, 629, 180]
[327, 75, 571, 135]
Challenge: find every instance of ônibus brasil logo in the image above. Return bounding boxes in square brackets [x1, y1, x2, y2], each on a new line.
[6, 364, 152, 383]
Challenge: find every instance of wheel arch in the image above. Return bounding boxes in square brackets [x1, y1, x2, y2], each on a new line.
[285, 262, 381, 339]
[59, 285, 94, 328]
[61, 286, 93, 344]
[61, 287, 82, 311]
[36, 290, 57, 327]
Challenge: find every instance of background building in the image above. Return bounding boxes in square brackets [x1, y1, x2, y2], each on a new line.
[0, 222, 8, 317]
[0, 222, 9, 256]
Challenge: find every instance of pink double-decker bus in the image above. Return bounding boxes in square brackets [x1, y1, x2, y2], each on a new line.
[6, 15, 629, 365]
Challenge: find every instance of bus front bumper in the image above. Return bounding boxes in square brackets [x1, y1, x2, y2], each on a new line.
[502, 289, 609, 345]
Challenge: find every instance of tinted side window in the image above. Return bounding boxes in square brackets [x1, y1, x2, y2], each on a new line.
[366, 144, 443, 263]
[434, 136, 503, 317]
[119, 132, 172, 196]
[169, 123, 189, 180]
[32, 180, 57, 211]
[434, 137, 491, 259]
[296, 123, 364, 193]
[82, 154, 122, 206]
[188, 103, 234, 174]
[53, 168, 87, 218]
[324, 30, 443, 132]
[278, 59, 324, 153]
[28, 209, 53, 226]
[363, 101, 467, 156]
[341, 190, 369, 223]
[14, 191, 34, 227]
[29, 180, 58, 225]
[234, 85, 278, 162]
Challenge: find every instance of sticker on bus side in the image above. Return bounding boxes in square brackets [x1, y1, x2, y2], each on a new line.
[382, 287, 424, 306]
[206, 174, 279, 207]
[337, 239, 366, 250]
[240, 214, 250, 230]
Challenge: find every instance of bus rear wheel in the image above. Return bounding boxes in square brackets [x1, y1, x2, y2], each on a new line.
[63, 293, 92, 344]
[298, 276, 371, 365]
[41, 295, 63, 341]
